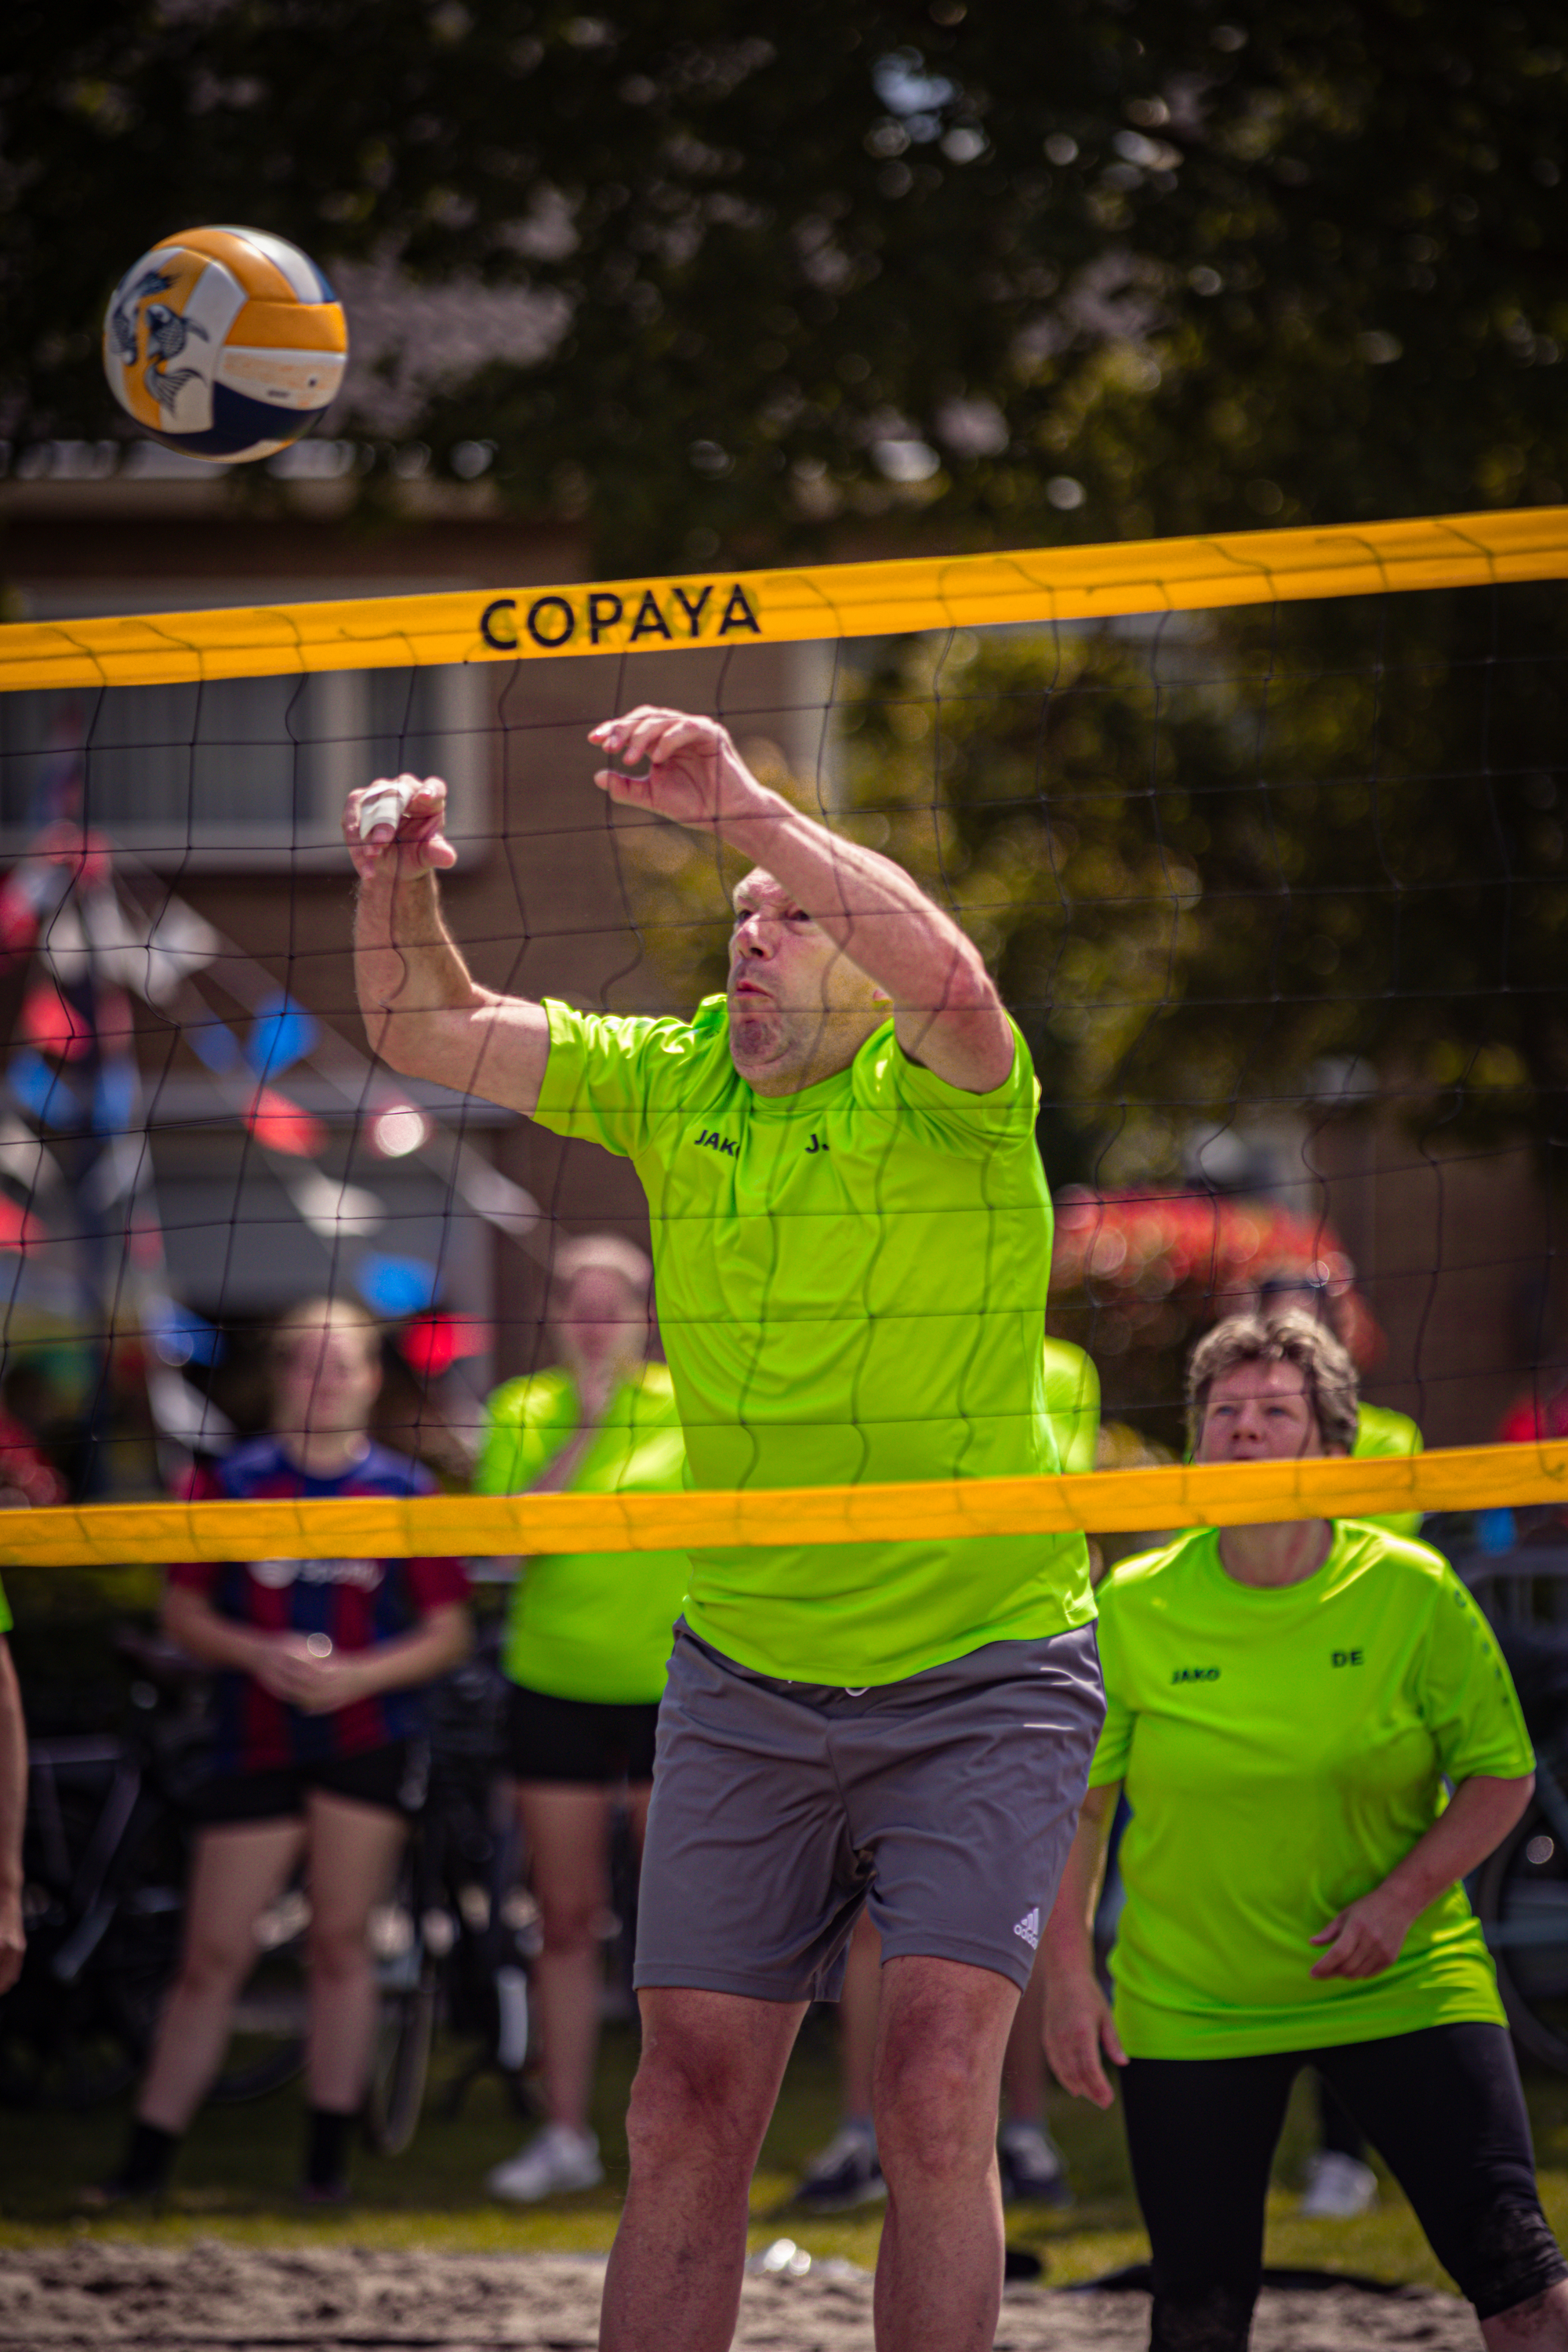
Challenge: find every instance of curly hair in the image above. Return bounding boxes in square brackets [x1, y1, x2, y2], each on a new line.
[1186, 1312, 1359, 1457]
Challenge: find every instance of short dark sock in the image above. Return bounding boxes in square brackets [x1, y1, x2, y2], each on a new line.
[118, 2118, 179, 2194]
[305, 2105, 356, 2194]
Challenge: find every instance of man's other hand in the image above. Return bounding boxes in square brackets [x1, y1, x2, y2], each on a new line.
[589, 710, 772, 833]
[344, 775, 459, 883]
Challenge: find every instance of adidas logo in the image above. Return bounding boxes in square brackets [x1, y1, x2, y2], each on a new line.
[1012, 1907, 1040, 1951]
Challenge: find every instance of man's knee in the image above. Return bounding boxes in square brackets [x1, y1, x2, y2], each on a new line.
[873, 1958, 1018, 2174]
[625, 2027, 764, 2174]
[876, 2013, 1004, 2180]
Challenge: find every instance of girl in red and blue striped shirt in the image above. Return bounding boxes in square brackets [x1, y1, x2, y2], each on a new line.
[100, 1298, 470, 2205]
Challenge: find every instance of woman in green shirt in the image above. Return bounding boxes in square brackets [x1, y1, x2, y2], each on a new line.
[1044, 1313, 1566, 2352]
[480, 1236, 689, 2205]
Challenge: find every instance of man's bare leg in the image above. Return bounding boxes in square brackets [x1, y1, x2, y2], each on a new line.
[872, 1955, 1020, 2352]
[600, 1987, 806, 2352]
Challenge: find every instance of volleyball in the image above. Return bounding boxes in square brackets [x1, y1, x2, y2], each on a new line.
[101, 224, 348, 462]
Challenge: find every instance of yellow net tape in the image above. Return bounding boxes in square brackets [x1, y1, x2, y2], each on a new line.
[4, 504, 1567, 695]
[3, 1443, 1564, 1568]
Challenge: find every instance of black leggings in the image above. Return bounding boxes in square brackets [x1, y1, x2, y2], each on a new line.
[1121, 2024, 1565, 2350]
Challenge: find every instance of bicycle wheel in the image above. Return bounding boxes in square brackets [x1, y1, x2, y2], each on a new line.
[1476, 1784, 1568, 2071]
[362, 1891, 437, 2155]
[0, 1791, 183, 2109]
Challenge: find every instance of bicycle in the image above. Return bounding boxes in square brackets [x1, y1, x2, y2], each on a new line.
[365, 1632, 539, 2153]
[3, 1618, 565, 2150]
[0, 1627, 303, 2109]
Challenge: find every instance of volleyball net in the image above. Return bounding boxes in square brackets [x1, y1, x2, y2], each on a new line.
[2, 504, 1568, 1564]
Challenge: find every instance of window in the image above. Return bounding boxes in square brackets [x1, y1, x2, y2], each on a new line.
[0, 664, 490, 867]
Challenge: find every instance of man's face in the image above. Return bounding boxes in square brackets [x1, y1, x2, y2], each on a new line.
[1196, 1359, 1327, 1465]
[725, 870, 888, 1093]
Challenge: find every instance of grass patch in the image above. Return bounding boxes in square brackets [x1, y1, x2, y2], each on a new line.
[5, 2014, 1568, 2297]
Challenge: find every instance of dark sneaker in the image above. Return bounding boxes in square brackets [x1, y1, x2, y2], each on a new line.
[998, 2122, 1074, 2209]
[793, 2124, 886, 2212]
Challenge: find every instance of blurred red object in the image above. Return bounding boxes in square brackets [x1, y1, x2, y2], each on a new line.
[0, 1199, 43, 1254]
[0, 1410, 66, 1508]
[399, 1313, 492, 1379]
[1051, 1186, 1380, 1368]
[20, 979, 94, 1061]
[245, 1085, 326, 1158]
[1497, 1386, 1568, 1445]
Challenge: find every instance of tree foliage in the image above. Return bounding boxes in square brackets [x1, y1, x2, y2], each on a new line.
[5, 0, 1566, 564]
[622, 590, 1568, 1180]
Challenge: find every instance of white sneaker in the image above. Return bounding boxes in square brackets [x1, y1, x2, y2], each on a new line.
[793, 2123, 886, 2211]
[485, 2123, 604, 2202]
[1298, 2150, 1377, 2218]
[998, 2120, 1074, 2209]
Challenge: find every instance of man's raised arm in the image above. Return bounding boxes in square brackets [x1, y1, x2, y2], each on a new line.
[346, 774, 550, 1114]
[590, 709, 1014, 1093]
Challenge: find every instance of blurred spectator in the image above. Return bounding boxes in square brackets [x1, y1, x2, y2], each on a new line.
[94, 1297, 470, 2206]
[0, 1419, 64, 1997]
[0, 1580, 24, 1995]
[479, 1236, 689, 2205]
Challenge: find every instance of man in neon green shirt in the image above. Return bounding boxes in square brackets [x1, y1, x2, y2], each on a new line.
[1043, 1315, 1566, 2352]
[0, 1578, 25, 1995]
[346, 708, 1100, 2352]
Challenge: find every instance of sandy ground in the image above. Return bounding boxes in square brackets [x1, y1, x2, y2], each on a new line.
[0, 2242, 1487, 2351]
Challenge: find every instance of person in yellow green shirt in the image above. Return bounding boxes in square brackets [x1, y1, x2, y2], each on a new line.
[1254, 1267, 1425, 2210]
[1044, 1312, 1565, 2352]
[478, 1234, 689, 2205]
[1044, 1337, 1101, 1478]
[347, 710, 1100, 2352]
[1256, 1269, 1424, 1541]
[0, 1578, 24, 1996]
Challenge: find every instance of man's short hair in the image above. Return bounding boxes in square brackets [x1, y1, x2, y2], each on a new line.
[1186, 1312, 1360, 1456]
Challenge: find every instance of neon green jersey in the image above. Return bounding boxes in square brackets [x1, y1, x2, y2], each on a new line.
[532, 996, 1094, 1684]
[1044, 1338, 1099, 1476]
[1354, 1399, 1425, 1541]
[1090, 1520, 1532, 2058]
[477, 1364, 689, 1706]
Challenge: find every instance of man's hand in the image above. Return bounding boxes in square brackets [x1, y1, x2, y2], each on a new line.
[1044, 1970, 1127, 2108]
[589, 711, 775, 834]
[343, 774, 459, 884]
[1309, 1886, 1414, 1979]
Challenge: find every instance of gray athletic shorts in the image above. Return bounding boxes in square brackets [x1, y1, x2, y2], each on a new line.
[634, 1620, 1104, 2002]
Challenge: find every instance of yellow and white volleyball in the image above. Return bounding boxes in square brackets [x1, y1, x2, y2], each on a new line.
[102, 226, 348, 462]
